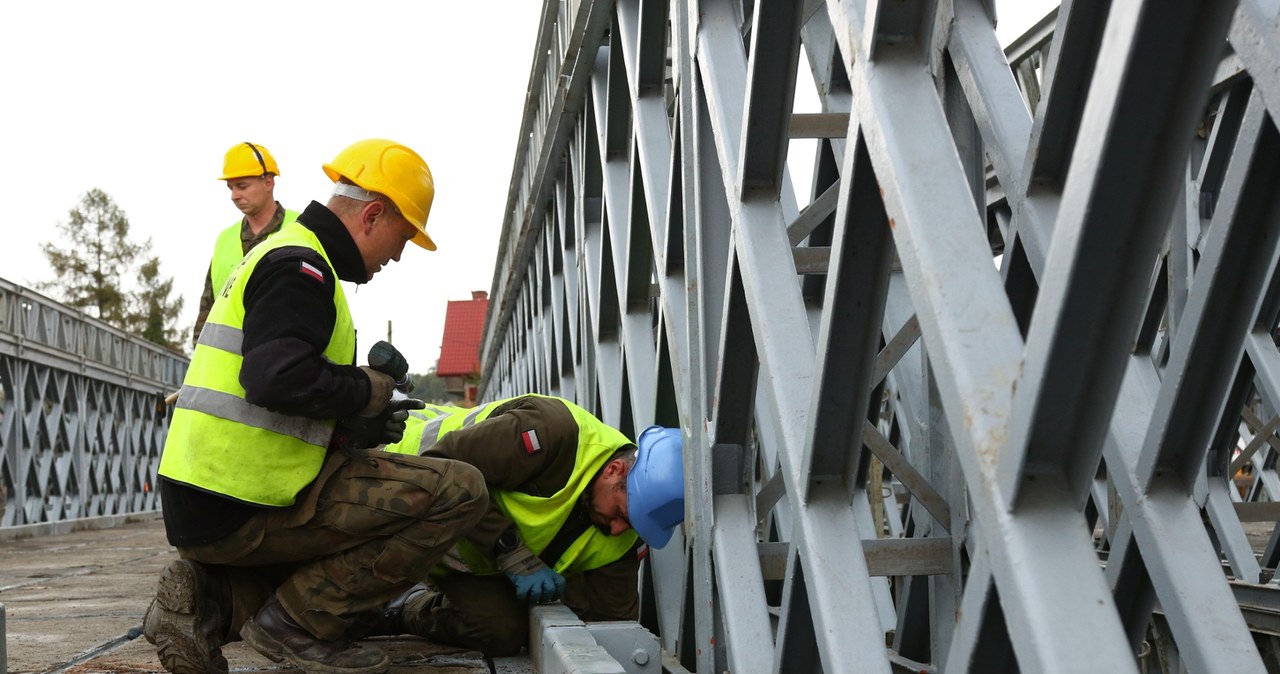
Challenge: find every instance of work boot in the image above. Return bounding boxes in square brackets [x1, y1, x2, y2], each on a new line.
[240, 595, 390, 674]
[362, 583, 431, 637]
[142, 559, 230, 674]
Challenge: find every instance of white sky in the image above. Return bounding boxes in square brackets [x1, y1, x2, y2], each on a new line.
[0, 1, 1055, 375]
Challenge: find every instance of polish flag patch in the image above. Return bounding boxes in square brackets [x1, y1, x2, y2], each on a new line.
[299, 260, 325, 282]
[521, 429, 542, 455]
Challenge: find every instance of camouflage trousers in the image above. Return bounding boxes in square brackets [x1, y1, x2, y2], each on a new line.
[398, 568, 623, 656]
[401, 573, 529, 656]
[177, 449, 487, 641]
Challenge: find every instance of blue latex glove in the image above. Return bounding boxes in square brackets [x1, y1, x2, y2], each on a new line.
[497, 540, 567, 603]
[504, 565, 567, 603]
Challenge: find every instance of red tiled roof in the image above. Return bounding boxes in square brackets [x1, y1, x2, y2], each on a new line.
[436, 293, 488, 376]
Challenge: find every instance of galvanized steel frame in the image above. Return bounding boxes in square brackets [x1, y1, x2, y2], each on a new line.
[482, 0, 1280, 670]
[0, 278, 186, 527]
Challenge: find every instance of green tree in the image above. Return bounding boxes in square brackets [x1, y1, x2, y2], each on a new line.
[38, 188, 140, 324]
[127, 256, 187, 350]
[39, 189, 186, 350]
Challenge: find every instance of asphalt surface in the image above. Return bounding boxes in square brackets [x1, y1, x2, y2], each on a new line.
[0, 515, 532, 674]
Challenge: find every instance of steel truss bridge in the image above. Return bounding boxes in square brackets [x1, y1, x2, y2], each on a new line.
[7, 0, 1280, 671]
[0, 278, 184, 530]
[479, 0, 1280, 671]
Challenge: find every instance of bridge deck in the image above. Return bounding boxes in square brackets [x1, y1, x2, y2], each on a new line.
[0, 517, 533, 673]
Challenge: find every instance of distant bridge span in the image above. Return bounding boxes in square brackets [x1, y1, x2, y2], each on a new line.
[0, 277, 184, 529]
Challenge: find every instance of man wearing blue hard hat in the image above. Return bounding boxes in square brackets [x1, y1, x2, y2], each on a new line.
[370, 394, 686, 656]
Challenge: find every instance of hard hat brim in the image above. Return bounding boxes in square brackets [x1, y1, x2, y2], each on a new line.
[412, 228, 437, 251]
[630, 506, 678, 548]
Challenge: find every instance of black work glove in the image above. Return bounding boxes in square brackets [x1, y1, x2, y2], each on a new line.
[368, 341, 414, 394]
[335, 397, 426, 450]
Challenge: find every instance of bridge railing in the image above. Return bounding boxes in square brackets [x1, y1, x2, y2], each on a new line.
[0, 277, 187, 529]
[484, 0, 614, 379]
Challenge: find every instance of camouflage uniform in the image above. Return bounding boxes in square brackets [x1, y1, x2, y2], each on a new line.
[178, 448, 487, 641]
[385, 395, 643, 655]
[397, 550, 641, 655]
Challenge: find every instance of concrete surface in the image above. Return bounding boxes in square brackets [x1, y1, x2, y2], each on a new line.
[7, 511, 1273, 673]
[0, 516, 532, 673]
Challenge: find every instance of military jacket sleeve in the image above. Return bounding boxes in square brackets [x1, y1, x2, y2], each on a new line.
[192, 267, 216, 348]
[238, 246, 370, 419]
[563, 543, 643, 621]
[424, 396, 582, 552]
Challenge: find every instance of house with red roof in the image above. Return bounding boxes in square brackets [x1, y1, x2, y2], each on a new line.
[436, 290, 488, 405]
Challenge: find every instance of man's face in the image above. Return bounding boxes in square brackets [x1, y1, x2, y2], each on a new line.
[225, 175, 273, 217]
[358, 201, 418, 281]
[589, 459, 632, 536]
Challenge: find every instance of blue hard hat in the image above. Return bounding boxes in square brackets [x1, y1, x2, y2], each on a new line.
[627, 425, 686, 548]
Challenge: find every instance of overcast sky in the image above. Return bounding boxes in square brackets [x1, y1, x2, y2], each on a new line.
[0, 1, 1055, 375]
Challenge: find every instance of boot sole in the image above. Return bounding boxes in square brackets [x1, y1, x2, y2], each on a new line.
[241, 618, 391, 674]
[145, 560, 228, 674]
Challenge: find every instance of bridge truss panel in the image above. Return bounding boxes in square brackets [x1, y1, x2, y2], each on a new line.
[0, 278, 187, 528]
[481, 0, 1280, 670]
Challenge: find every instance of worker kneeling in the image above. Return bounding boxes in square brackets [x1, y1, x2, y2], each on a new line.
[371, 394, 686, 656]
[145, 140, 487, 674]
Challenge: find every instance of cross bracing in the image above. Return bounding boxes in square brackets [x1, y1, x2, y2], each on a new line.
[480, 0, 1280, 670]
[0, 278, 186, 528]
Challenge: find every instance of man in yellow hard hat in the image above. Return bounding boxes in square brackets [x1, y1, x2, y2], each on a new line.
[145, 139, 481, 674]
[191, 142, 299, 347]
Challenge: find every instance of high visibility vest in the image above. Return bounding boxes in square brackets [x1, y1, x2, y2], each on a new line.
[209, 209, 299, 295]
[385, 395, 639, 574]
[398, 402, 470, 450]
[160, 222, 355, 507]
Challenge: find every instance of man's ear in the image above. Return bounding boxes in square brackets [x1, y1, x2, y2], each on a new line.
[603, 458, 625, 478]
[359, 200, 385, 234]
[366, 200, 396, 231]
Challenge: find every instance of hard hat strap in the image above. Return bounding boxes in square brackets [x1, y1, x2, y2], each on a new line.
[243, 142, 269, 176]
[333, 181, 404, 218]
[332, 182, 377, 202]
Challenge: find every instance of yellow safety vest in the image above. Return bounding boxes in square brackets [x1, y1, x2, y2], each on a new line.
[385, 395, 639, 574]
[209, 209, 299, 295]
[160, 222, 355, 507]
[397, 402, 470, 450]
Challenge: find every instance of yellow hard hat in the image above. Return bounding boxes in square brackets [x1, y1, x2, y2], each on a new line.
[220, 142, 280, 180]
[323, 139, 436, 251]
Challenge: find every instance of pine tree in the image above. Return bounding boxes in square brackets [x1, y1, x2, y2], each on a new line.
[38, 189, 140, 325]
[39, 189, 187, 351]
[128, 256, 187, 350]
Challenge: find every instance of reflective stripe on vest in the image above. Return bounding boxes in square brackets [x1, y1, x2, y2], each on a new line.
[174, 385, 334, 447]
[401, 404, 466, 454]
[209, 209, 300, 295]
[416, 417, 447, 452]
[385, 395, 638, 574]
[160, 221, 354, 507]
[196, 322, 242, 354]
